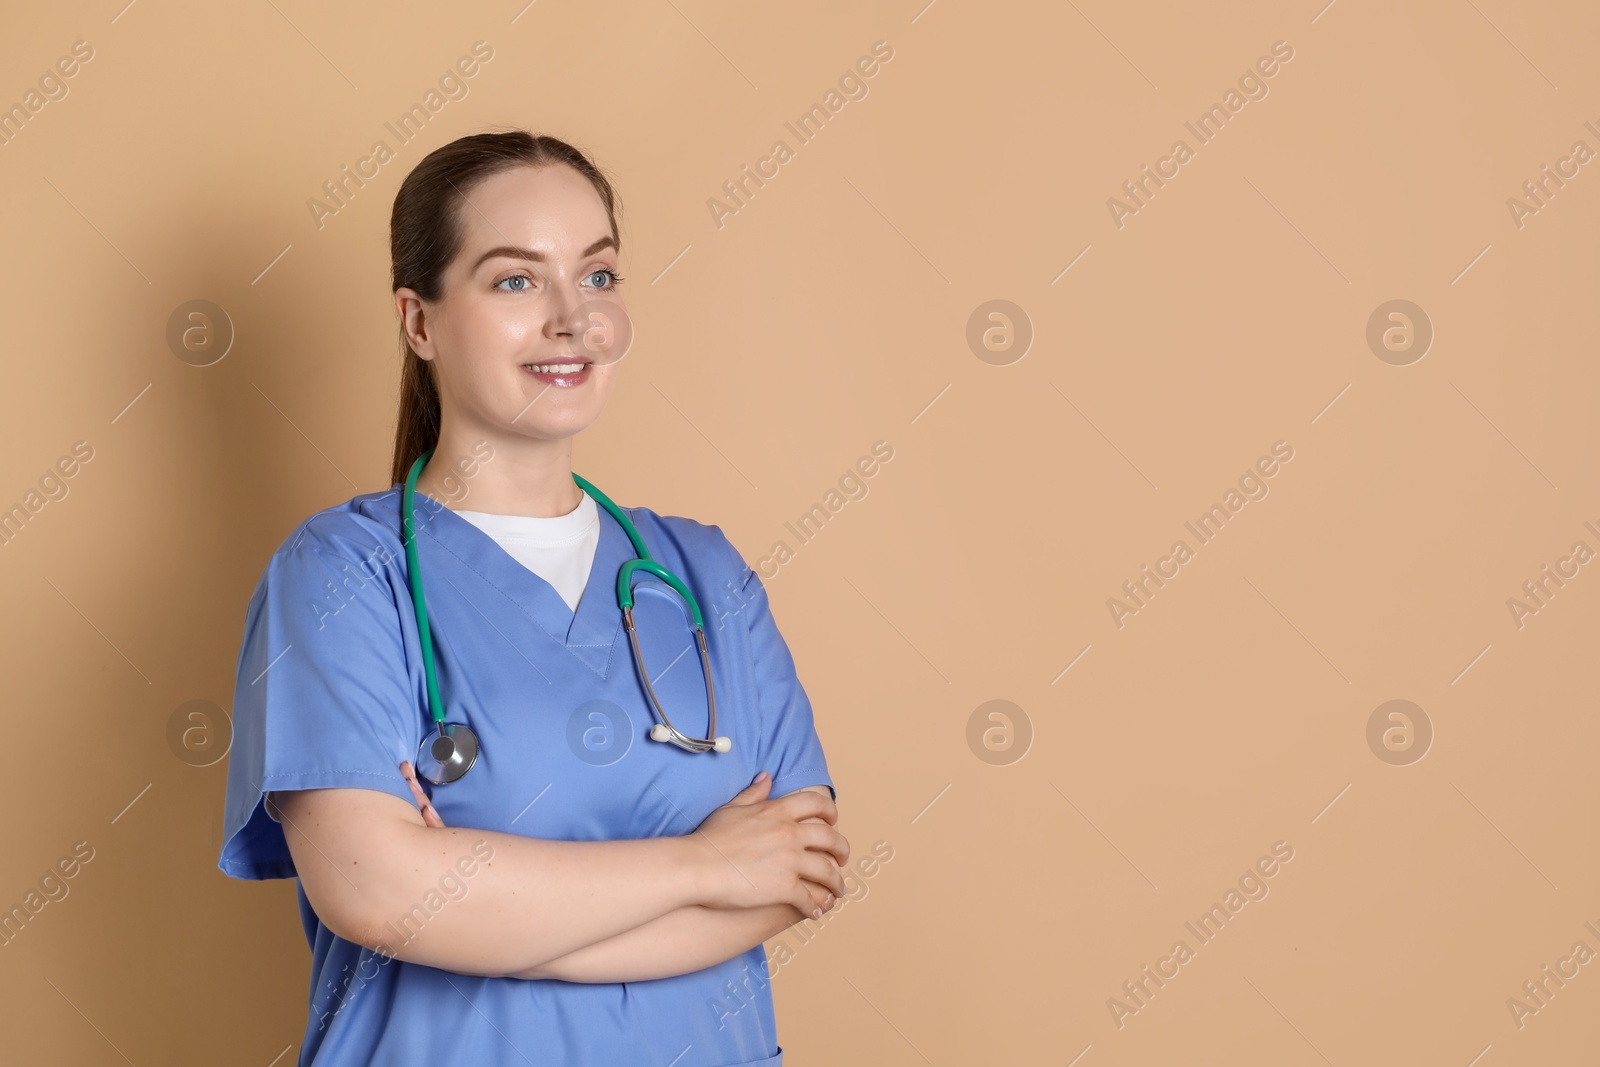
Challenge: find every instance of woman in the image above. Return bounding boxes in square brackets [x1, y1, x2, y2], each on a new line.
[217, 130, 849, 1066]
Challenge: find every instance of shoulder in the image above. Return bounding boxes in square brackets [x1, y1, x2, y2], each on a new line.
[258, 487, 410, 584]
[617, 506, 774, 638]
[613, 504, 753, 585]
[232, 488, 413, 643]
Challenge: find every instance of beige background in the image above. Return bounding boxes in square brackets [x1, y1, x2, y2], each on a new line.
[1, 0, 1597, 1062]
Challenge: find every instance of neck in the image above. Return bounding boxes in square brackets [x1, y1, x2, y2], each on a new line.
[416, 425, 585, 518]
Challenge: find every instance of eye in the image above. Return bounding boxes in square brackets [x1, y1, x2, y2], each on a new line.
[494, 274, 533, 292]
[586, 268, 624, 290]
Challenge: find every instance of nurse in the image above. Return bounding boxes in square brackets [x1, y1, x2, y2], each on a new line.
[217, 129, 850, 1066]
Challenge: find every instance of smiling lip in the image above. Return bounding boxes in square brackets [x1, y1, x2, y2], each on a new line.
[521, 359, 591, 387]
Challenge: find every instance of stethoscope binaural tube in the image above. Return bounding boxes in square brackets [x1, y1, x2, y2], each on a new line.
[625, 607, 729, 753]
[572, 472, 728, 754]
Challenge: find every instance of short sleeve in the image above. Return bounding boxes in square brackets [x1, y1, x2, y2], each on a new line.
[733, 556, 837, 803]
[217, 520, 424, 881]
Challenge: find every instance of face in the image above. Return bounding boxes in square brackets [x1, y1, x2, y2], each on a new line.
[397, 163, 627, 447]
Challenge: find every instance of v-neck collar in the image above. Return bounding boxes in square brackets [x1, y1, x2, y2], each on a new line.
[401, 486, 631, 679]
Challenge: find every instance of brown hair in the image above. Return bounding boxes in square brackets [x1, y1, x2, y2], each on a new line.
[387, 129, 623, 486]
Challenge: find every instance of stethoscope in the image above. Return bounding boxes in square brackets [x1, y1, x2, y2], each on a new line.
[402, 449, 730, 785]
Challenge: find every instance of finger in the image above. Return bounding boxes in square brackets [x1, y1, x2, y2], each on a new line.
[800, 851, 848, 900]
[420, 800, 446, 829]
[399, 760, 447, 828]
[777, 789, 836, 825]
[800, 877, 836, 914]
[796, 816, 851, 865]
[797, 823, 850, 869]
[400, 760, 429, 807]
[727, 771, 773, 806]
[793, 885, 827, 921]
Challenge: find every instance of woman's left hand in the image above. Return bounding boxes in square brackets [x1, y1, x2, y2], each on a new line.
[400, 759, 447, 828]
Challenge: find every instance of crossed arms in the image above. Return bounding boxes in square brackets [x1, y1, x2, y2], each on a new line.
[269, 770, 845, 984]
[513, 783, 837, 984]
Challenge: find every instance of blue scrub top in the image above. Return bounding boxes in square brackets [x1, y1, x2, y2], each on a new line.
[217, 485, 836, 1066]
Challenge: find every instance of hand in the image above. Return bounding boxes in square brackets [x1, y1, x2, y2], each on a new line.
[786, 784, 850, 920]
[689, 772, 849, 917]
[717, 779, 846, 924]
[400, 760, 447, 828]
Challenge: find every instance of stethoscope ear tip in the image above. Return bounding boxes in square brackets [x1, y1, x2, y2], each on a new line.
[647, 723, 733, 753]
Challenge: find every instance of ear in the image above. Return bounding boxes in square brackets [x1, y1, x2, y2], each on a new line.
[395, 287, 434, 360]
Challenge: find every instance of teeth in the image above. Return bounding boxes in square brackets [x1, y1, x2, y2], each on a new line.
[524, 363, 586, 373]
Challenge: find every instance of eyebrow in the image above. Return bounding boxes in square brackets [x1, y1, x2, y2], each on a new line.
[469, 235, 616, 273]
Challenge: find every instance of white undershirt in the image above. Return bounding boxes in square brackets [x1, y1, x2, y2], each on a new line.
[452, 492, 600, 613]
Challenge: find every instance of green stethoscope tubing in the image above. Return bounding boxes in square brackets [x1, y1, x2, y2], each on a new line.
[402, 448, 723, 764]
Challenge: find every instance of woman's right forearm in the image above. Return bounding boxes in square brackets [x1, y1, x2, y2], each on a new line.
[512, 902, 806, 983]
[355, 822, 716, 977]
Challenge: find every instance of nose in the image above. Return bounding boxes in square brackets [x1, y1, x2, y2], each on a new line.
[544, 285, 583, 339]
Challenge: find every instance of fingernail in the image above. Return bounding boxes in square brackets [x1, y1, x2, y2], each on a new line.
[754, 771, 768, 783]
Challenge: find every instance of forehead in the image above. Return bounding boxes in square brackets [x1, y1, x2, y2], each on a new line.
[453, 163, 613, 263]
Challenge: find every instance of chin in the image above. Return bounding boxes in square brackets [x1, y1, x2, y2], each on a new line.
[512, 411, 603, 439]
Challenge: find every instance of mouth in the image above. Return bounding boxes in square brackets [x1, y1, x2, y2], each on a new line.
[520, 358, 592, 386]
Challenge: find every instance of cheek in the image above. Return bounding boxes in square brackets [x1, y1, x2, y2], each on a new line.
[457, 292, 537, 347]
[590, 362, 622, 400]
[471, 297, 536, 347]
[447, 305, 533, 380]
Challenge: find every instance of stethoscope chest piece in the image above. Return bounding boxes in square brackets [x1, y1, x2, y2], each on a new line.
[416, 722, 480, 784]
